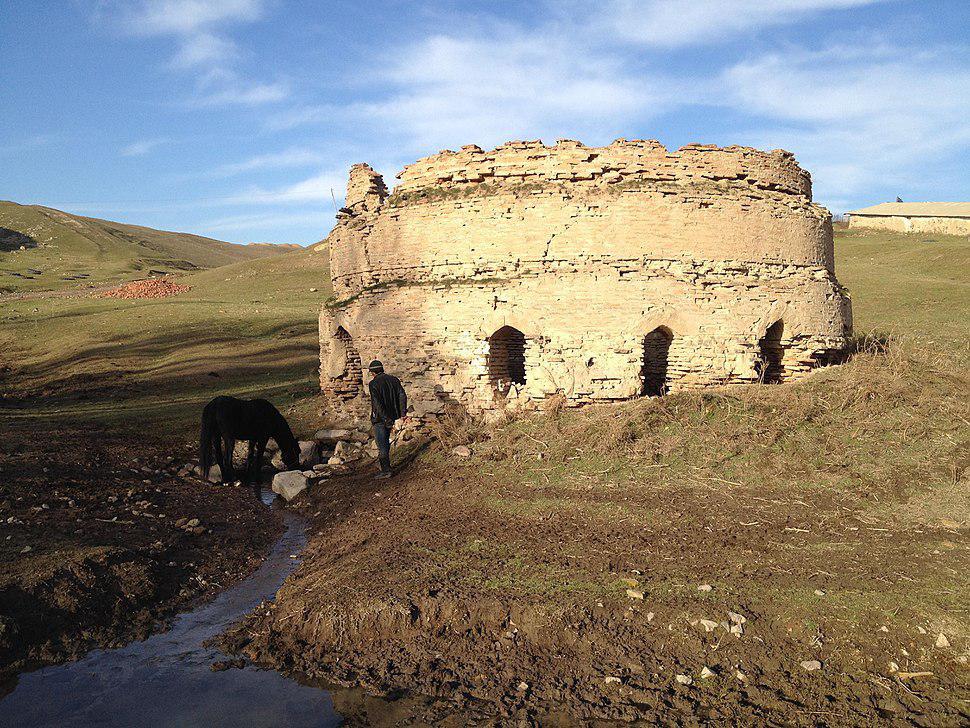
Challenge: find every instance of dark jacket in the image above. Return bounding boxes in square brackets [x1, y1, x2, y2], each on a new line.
[369, 372, 407, 425]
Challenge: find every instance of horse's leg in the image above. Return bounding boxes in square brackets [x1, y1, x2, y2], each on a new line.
[245, 440, 257, 485]
[222, 437, 236, 483]
[211, 431, 227, 482]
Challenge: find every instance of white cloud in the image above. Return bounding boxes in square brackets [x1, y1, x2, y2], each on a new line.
[104, 0, 284, 106]
[169, 32, 238, 68]
[120, 138, 169, 156]
[120, 0, 264, 36]
[265, 104, 336, 131]
[213, 148, 326, 176]
[360, 32, 663, 152]
[227, 169, 348, 205]
[597, 0, 883, 47]
[718, 46, 970, 204]
[194, 78, 289, 106]
[198, 210, 327, 234]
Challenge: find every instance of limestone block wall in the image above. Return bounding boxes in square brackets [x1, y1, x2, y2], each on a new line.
[847, 214, 970, 235]
[318, 139, 852, 425]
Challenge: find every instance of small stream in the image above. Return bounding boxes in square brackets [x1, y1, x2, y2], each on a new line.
[0, 489, 342, 727]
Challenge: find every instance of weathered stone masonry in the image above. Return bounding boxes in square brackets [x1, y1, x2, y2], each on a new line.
[319, 139, 852, 424]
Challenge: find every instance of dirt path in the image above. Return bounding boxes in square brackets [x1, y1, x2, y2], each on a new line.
[0, 418, 282, 679]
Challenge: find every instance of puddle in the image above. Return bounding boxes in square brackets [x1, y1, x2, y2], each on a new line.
[0, 489, 341, 727]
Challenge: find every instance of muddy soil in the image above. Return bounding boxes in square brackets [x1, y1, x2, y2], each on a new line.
[222, 448, 969, 726]
[0, 418, 282, 679]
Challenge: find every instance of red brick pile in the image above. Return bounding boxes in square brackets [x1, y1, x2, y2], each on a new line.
[98, 278, 191, 299]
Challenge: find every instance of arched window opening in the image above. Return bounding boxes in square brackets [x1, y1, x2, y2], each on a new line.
[329, 326, 363, 398]
[641, 326, 673, 397]
[487, 326, 526, 397]
[757, 320, 786, 384]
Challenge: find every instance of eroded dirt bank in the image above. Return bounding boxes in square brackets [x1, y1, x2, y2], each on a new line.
[0, 418, 282, 679]
[224, 351, 969, 725]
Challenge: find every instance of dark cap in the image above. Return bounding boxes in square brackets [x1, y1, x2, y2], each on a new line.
[368, 360, 384, 373]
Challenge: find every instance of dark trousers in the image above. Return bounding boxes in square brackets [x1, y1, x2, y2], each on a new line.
[374, 422, 392, 473]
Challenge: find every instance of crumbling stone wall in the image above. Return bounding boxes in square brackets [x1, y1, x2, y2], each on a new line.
[319, 139, 852, 424]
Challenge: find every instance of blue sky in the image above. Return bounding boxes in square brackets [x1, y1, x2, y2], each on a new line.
[1, 0, 968, 245]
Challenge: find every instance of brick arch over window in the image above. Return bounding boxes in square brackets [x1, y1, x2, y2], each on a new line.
[757, 320, 786, 384]
[487, 325, 526, 397]
[641, 326, 673, 396]
[328, 326, 363, 399]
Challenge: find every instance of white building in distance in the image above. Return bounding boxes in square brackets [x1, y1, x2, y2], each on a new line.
[846, 202, 970, 235]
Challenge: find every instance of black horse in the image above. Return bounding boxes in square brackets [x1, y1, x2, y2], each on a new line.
[199, 396, 300, 484]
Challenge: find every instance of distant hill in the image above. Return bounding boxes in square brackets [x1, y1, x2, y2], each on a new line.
[0, 200, 297, 292]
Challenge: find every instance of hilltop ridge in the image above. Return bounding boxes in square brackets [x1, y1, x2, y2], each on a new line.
[0, 200, 295, 293]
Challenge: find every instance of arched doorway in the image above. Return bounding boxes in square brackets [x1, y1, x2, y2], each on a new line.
[757, 320, 785, 384]
[641, 326, 673, 397]
[487, 325, 526, 397]
[329, 326, 363, 398]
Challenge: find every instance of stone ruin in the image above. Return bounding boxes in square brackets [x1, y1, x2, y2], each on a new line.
[318, 138, 853, 425]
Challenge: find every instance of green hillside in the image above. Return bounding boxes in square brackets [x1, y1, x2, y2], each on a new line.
[0, 200, 297, 293]
[834, 226, 970, 347]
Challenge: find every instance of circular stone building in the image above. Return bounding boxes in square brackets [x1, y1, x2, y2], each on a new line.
[319, 139, 852, 423]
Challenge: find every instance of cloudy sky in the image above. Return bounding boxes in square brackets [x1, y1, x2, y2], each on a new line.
[1, 0, 968, 244]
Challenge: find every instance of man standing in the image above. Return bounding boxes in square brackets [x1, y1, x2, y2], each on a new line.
[367, 360, 408, 479]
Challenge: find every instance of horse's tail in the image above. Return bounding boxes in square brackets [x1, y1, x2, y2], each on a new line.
[199, 403, 216, 479]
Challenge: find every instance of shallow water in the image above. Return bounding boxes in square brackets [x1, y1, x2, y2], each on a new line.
[0, 490, 341, 728]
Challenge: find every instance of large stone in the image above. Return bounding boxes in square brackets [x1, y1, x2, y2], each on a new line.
[334, 440, 363, 461]
[314, 428, 353, 444]
[272, 471, 309, 502]
[298, 440, 320, 467]
[195, 464, 222, 483]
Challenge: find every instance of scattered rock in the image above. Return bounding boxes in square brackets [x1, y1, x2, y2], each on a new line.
[935, 633, 950, 649]
[675, 674, 693, 685]
[604, 676, 621, 684]
[210, 658, 246, 672]
[334, 441, 362, 461]
[97, 278, 190, 299]
[697, 584, 713, 593]
[626, 589, 645, 600]
[735, 669, 747, 682]
[516, 681, 529, 692]
[314, 428, 353, 443]
[800, 660, 822, 672]
[194, 464, 221, 483]
[186, 518, 200, 528]
[700, 666, 716, 679]
[727, 611, 746, 625]
[298, 441, 320, 468]
[272, 471, 309, 502]
[698, 619, 719, 632]
[451, 445, 472, 458]
[20, 545, 31, 553]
